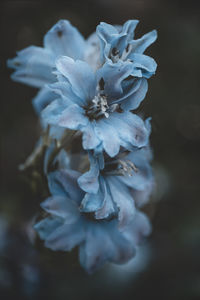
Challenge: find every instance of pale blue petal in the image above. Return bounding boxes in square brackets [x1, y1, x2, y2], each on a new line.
[55, 56, 96, 100]
[121, 20, 139, 40]
[48, 170, 83, 204]
[130, 30, 157, 54]
[108, 177, 135, 228]
[79, 223, 114, 273]
[44, 20, 85, 59]
[124, 211, 151, 245]
[97, 61, 133, 100]
[34, 217, 63, 240]
[41, 98, 68, 126]
[84, 31, 101, 71]
[78, 153, 99, 194]
[58, 104, 88, 130]
[95, 180, 115, 219]
[95, 119, 121, 157]
[32, 86, 57, 114]
[7, 46, 55, 88]
[41, 195, 79, 222]
[48, 80, 84, 106]
[129, 53, 157, 78]
[120, 78, 148, 111]
[97, 22, 118, 43]
[107, 111, 149, 149]
[82, 123, 101, 150]
[45, 220, 85, 251]
[119, 147, 153, 191]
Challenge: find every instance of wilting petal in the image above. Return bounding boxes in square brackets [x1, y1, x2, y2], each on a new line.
[44, 20, 85, 60]
[7, 46, 55, 88]
[56, 56, 96, 100]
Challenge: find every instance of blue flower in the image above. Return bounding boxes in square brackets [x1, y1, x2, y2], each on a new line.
[78, 143, 153, 228]
[34, 170, 151, 273]
[42, 56, 150, 157]
[7, 20, 96, 114]
[97, 20, 157, 79]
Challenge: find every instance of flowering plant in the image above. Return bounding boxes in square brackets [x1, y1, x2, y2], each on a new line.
[8, 19, 157, 273]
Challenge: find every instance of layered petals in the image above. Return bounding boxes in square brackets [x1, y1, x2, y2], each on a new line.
[34, 170, 151, 273]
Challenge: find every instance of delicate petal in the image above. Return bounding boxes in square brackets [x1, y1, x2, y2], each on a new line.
[109, 112, 149, 148]
[48, 170, 83, 204]
[128, 53, 157, 78]
[32, 86, 57, 114]
[79, 221, 135, 273]
[130, 30, 157, 54]
[34, 217, 63, 240]
[119, 147, 153, 191]
[120, 78, 148, 111]
[79, 223, 114, 273]
[44, 20, 85, 59]
[41, 195, 79, 222]
[45, 221, 85, 251]
[48, 80, 84, 106]
[58, 104, 88, 129]
[95, 119, 121, 157]
[82, 123, 101, 150]
[41, 98, 68, 126]
[55, 56, 96, 100]
[84, 31, 101, 71]
[108, 177, 135, 228]
[97, 22, 118, 43]
[97, 61, 134, 100]
[124, 211, 152, 245]
[7, 46, 55, 88]
[95, 180, 115, 219]
[121, 20, 139, 41]
[80, 177, 105, 212]
[78, 152, 99, 194]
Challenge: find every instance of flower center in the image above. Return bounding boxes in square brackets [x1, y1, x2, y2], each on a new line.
[110, 44, 133, 63]
[85, 94, 118, 120]
[103, 157, 138, 177]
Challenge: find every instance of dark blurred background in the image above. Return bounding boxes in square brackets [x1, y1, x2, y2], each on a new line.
[1, 0, 200, 299]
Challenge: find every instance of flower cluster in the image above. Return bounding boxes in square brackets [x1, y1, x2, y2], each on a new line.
[8, 20, 157, 273]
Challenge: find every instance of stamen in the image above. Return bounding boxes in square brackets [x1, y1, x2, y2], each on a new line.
[104, 158, 138, 177]
[85, 94, 118, 120]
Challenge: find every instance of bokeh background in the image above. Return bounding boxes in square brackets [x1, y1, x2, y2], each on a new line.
[1, 0, 200, 299]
